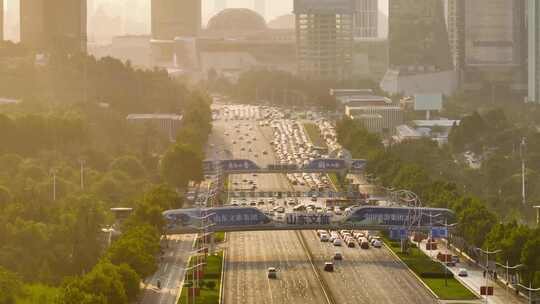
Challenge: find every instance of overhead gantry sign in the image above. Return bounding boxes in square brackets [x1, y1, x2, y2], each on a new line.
[163, 205, 455, 234]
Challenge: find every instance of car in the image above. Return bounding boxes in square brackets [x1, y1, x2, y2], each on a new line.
[324, 262, 334, 272]
[372, 240, 382, 248]
[333, 239, 342, 246]
[333, 252, 343, 260]
[320, 233, 329, 242]
[458, 268, 468, 277]
[267, 267, 277, 279]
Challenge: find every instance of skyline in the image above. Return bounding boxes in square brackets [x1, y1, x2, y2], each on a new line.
[2, 0, 389, 42]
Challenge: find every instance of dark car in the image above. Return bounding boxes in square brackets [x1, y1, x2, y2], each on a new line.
[324, 262, 334, 272]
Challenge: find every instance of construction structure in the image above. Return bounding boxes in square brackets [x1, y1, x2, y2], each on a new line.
[444, 0, 527, 92]
[353, 0, 378, 38]
[20, 0, 87, 53]
[529, 0, 540, 103]
[294, 0, 354, 80]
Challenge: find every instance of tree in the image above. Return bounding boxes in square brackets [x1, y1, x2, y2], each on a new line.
[0, 267, 21, 304]
[110, 156, 146, 178]
[107, 225, 160, 278]
[143, 184, 183, 210]
[161, 143, 203, 189]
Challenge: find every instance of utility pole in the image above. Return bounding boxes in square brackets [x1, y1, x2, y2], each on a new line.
[50, 169, 57, 201]
[80, 159, 85, 190]
[521, 137, 527, 205]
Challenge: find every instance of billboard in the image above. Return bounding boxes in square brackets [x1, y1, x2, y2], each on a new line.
[164, 206, 455, 234]
[294, 0, 355, 13]
[414, 94, 443, 111]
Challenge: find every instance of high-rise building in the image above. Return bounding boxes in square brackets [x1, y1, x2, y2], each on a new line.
[353, 0, 378, 38]
[529, 0, 540, 103]
[388, 0, 451, 70]
[151, 0, 201, 40]
[444, 0, 527, 91]
[215, 0, 227, 14]
[253, 0, 266, 20]
[20, 0, 87, 53]
[294, 0, 354, 80]
[0, 0, 4, 41]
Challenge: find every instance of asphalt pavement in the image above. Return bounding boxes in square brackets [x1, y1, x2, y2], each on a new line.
[215, 106, 441, 304]
[139, 234, 196, 304]
[302, 230, 438, 304]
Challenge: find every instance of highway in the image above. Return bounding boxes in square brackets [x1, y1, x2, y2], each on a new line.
[211, 104, 439, 304]
[302, 230, 438, 304]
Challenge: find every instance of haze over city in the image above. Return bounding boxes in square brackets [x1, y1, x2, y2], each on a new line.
[1, 1, 540, 304]
[2, 0, 389, 42]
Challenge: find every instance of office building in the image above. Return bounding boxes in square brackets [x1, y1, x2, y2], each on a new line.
[151, 0, 201, 40]
[444, 0, 527, 91]
[353, 0, 377, 38]
[20, 0, 87, 53]
[529, 0, 540, 103]
[345, 104, 403, 135]
[294, 0, 354, 80]
[253, 0, 266, 20]
[151, 0, 201, 67]
[388, 0, 451, 70]
[126, 114, 183, 142]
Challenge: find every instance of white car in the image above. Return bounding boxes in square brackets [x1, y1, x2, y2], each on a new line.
[458, 268, 468, 277]
[333, 239, 342, 246]
[372, 240, 382, 248]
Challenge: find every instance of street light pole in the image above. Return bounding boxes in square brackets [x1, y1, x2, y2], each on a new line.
[476, 247, 502, 304]
[521, 137, 527, 205]
[496, 261, 523, 301]
[516, 283, 540, 304]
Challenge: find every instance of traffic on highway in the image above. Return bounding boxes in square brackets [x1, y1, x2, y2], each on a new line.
[193, 102, 445, 304]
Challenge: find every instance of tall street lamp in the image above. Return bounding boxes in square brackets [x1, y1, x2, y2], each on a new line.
[496, 261, 523, 301]
[475, 247, 502, 304]
[516, 283, 540, 304]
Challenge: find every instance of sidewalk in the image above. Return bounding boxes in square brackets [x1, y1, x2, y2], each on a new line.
[139, 234, 196, 304]
[417, 239, 525, 304]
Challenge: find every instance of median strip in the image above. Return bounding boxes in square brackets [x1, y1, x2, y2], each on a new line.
[382, 236, 478, 301]
[178, 251, 224, 304]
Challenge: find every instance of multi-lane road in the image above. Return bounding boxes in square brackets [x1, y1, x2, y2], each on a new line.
[212, 104, 438, 304]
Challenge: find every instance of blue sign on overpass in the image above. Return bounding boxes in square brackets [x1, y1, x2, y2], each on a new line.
[203, 158, 368, 174]
[163, 206, 455, 234]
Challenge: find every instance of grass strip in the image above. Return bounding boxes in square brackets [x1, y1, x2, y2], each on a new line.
[303, 123, 327, 148]
[178, 251, 224, 304]
[383, 237, 477, 300]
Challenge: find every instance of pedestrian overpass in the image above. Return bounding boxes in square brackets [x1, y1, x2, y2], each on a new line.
[203, 158, 367, 175]
[163, 205, 455, 237]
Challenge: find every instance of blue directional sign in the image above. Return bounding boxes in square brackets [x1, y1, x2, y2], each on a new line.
[390, 228, 408, 240]
[430, 227, 448, 239]
[305, 158, 346, 170]
[350, 159, 367, 171]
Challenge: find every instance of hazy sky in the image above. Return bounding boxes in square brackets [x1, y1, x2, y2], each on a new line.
[3, 0, 388, 41]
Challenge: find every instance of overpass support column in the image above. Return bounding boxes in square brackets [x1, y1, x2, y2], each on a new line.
[209, 233, 215, 255]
